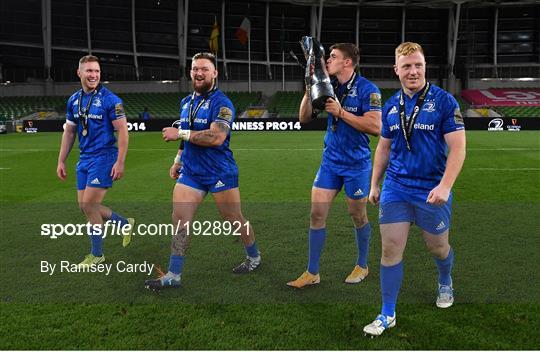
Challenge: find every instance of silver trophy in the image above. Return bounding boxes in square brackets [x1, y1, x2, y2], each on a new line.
[300, 36, 334, 111]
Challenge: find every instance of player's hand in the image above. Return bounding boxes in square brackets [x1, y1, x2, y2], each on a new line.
[162, 127, 180, 142]
[169, 163, 182, 180]
[56, 162, 67, 181]
[426, 184, 450, 205]
[325, 97, 342, 118]
[111, 161, 125, 181]
[368, 185, 381, 205]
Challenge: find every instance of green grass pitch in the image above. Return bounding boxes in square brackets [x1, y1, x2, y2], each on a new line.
[1, 131, 539, 349]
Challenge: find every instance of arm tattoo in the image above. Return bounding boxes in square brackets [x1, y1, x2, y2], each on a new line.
[189, 122, 229, 146]
[171, 227, 190, 256]
[215, 121, 230, 134]
[190, 130, 218, 144]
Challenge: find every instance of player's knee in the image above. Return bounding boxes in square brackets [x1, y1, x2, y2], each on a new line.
[349, 211, 368, 228]
[310, 210, 327, 228]
[426, 241, 449, 258]
[79, 202, 99, 217]
[381, 241, 403, 261]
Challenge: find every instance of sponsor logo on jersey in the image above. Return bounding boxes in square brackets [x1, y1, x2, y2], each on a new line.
[344, 106, 358, 112]
[88, 113, 103, 120]
[194, 118, 208, 124]
[388, 106, 398, 115]
[454, 108, 464, 125]
[423, 101, 436, 112]
[389, 123, 400, 131]
[115, 103, 125, 117]
[370, 93, 382, 108]
[413, 123, 435, 131]
[218, 107, 233, 122]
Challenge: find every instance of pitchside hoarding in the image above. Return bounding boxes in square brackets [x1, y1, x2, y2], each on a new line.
[22, 117, 540, 132]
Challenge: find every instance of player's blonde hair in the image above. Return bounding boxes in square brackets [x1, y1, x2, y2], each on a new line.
[395, 42, 424, 62]
[78, 55, 100, 68]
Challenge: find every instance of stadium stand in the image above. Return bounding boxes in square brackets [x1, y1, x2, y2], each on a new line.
[0, 92, 262, 120]
[493, 106, 540, 118]
[0, 96, 67, 120]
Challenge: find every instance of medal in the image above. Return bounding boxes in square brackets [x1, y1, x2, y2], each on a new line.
[331, 124, 337, 132]
[78, 85, 100, 138]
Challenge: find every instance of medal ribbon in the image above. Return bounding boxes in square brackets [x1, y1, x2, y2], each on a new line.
[78, 85, 101, 136]
[398, 82, 430, 151]
[188, 87, 217, 130]
[331, 72, 356, 132]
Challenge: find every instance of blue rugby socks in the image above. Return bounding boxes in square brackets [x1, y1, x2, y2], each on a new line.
[168, 255, 185, 275]
[307, 228, 327, 275]
[245, 241, 260, 258]
[381, 261, 404, 317]
[90, 227, 103, 257]
[434, 247, 454, 286]
[355, 223, 371, 268]
[110, 211, 129, 227]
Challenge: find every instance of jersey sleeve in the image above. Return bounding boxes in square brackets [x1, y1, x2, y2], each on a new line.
[65, 95, 77, 126]
[380, 101, 393, 138]
[441, 94, 465, 134]
[361, 83, 382, 113]
[107, 94, 126, 121]
[211, 96, 235, 130]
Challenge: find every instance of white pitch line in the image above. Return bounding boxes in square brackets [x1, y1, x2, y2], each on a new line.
[468, 148, 540, 151]
[0, 167, 11, 170]
[472, 168, 540, 171]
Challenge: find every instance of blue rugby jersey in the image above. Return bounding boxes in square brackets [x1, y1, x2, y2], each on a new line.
[66, 85, 125, 159]
[322, 74, 381, 170]
[178, 89, 238, 176]
[381, 83, 465, 191]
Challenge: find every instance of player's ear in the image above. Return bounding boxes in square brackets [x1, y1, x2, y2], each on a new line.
[393, 64, 398, 76]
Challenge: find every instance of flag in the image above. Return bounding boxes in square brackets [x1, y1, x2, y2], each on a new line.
[235, 17, 251, 45]
[209, 18, 219, 54]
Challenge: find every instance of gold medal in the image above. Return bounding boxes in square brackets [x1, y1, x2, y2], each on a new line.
[82, 129, 88, 136]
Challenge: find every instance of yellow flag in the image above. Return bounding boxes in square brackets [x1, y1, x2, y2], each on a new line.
[209, 19, 219, 54]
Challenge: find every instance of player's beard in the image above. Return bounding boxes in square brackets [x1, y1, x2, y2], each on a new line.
[192, 79, 214, 94]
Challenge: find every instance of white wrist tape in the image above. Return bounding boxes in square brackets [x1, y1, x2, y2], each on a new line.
[178, 129, 191, 141]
